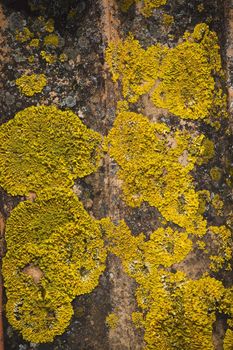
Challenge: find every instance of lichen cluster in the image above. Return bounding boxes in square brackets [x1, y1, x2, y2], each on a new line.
[104, 23, 232, 348]
[1, 106, 106, 342]
[3, 189, 106, 342]
[118, 0, 167, 16]
[14, 16, 65, 66]
[101, 219, 233, 349]
[106, 24, 227, 123]
[0, 105, 102, 196]
[15, 73, 47, 96]
[105, 110, 210, 235]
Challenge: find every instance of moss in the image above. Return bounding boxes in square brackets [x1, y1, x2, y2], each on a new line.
[105, 313, 119, 329]
[16, 74, 47, 96]
[0, 105, 102, 196]
[105, 111, 208, 235]
[44, 34, 59, 47]
[210, 166, 222, 182]
[3, 189, 106, 342]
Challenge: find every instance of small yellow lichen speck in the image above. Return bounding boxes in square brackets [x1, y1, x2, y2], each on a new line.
[29, 38, 40, 47]
[44, 34, 59, 47]
[210, 166, 222, 181]
[15, 27, 34, 42]
[41, 50, 57, 64]
[59, 53, 68, 62]
[105, 313, 119, 329]
[44, 18, 55, 33]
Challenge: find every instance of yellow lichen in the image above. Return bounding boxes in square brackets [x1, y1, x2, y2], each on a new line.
[29, 38, 40, 47]
[101, 219, 229, 350]
[212, 194, 224, 214]
[197, 190, 210, 214]
[105, 34, 168, 103]
[44, 18, 55, 33]
[59, 53, 68, 62]
[224, 329, 233, 350]
[118, 0, 167, 16]
[41, 50, 57, 64]
[28, 55, 35, 63]
[208, 226, 232, 272]
[15, 27, 34, 42]
[210, 166, 222, 182]
[15, 74, 47, 97]
[0, 105, 102, 196]
[162, 13, 174, 27]
[44, 34, 59, 47]
[105, 313, 119, 329]
[105, 111, 208, 235]
[106, 24, 227, 122]
[3, 189, 106, 343]
[197, 138, 215, 165]
[152, 23, 226, 121]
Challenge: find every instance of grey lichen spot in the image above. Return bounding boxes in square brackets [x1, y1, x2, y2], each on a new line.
[64, 95, 77, 107]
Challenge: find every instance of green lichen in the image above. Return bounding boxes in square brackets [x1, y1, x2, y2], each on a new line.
[0, 105, 102, 196]
[105, 110, 208, 235]
[16, 74, 47, 96]
[3, 189, 106, 342]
